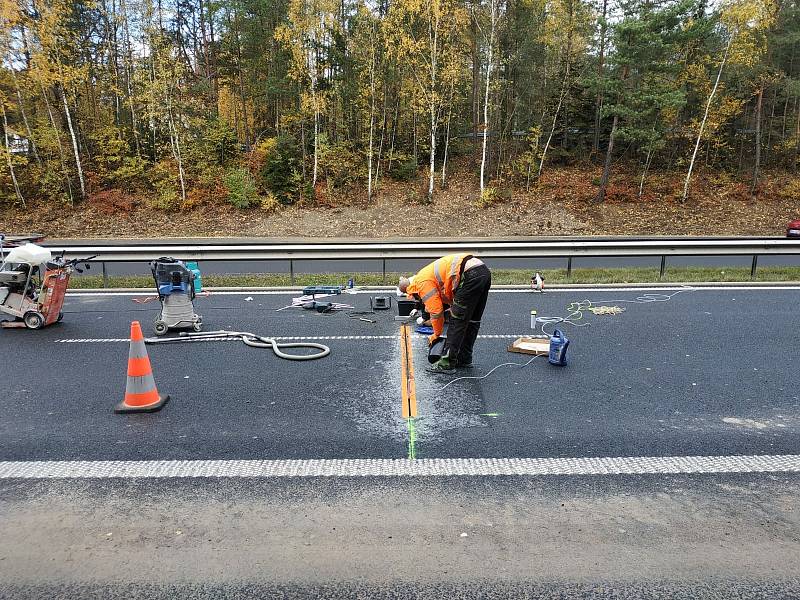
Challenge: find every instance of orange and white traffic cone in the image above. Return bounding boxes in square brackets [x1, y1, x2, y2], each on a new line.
[115, 321, 170, 413]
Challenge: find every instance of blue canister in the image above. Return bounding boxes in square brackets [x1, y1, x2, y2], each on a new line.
[548, 329, 569, 366]
[186, 261, 202, 293]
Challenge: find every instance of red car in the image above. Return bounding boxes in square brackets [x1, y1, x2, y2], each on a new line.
[788, 219, 800, 238]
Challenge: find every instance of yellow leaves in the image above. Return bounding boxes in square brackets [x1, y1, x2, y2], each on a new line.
[720, 0, 776, 32]
[718, 0, 777, 68]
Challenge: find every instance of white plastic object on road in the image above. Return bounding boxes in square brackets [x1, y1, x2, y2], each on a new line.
[4, 243, 52, 266]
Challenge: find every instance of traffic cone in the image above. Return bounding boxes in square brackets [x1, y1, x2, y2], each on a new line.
[115, 321, 170, 413]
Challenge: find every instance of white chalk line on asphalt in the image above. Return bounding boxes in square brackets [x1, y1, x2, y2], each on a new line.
[54, 334, 527, 343]
[1, 455, 799, 479]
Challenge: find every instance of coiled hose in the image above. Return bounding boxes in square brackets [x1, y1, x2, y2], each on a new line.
[145, 330, 330, 360]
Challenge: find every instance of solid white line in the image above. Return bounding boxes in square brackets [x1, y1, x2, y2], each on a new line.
[67, 286, 800, 298]
[1, 455, 798, 479]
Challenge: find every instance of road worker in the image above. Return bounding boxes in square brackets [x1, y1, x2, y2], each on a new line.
[398, 254, 491, 373]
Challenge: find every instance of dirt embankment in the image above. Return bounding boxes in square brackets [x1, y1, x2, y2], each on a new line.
[2, 165, 798, 238]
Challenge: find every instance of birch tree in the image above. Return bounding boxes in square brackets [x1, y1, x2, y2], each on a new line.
[277, 0, 339, 191]
[537, 0, 589, 181]
[682, 0, 776, 202]
[389, 0, 467, 202]
[478, 0, 501, 196]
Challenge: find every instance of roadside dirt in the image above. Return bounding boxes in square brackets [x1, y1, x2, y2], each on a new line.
[2, 475, 800, 587]
[2, 164, 798, 238]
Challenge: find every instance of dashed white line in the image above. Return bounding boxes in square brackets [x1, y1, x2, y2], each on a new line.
[54, 334, 526, 343]
[1, 455, 798, 479]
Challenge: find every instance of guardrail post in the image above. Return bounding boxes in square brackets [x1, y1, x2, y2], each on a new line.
[566, 257, 572, 279]
[102, 262, 108, 288]
[289, 259, 295, 285]
[659, 256, 666, 280]
[751, 255, 758, 280]
[382, 259, 387, 285]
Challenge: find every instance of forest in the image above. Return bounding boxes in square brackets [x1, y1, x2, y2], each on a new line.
[0, 0, 795, 216]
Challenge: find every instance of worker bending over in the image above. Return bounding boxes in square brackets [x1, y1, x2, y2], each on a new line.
[399, 254, 491, 373]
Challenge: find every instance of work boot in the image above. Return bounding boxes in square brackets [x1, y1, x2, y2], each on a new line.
[426, 355, 455, 374]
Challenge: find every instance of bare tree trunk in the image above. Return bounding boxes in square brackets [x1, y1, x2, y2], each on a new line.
[751, 86, 763, 195]
[367, 38, 377, 201]
[39, 81, 74, 203]
[120, 0, 141, 156]
[795, 97, 800, 172]
[167, 106, 187, 204]
[596, 114, 617, 203]
[639, 148, 654, 198]
[538, 69, 569, 180]
[10, 71, 41, 167]
[1, 103, 25, 206]
[387, 94, 399, 174]
[313, 100, 320, 188]
[375, 79, 389, 187]
[683, 34, 733, 203]
[593, 0, 608, 157]
[61, 85, 86, 199]
[479, 0, 497, 195]
[471, 0, 480, 149]
[427, 10, 439, 203]
[428, 102, 436, 201]
[525, 137, 538, 192]
[441, 82, 454, 188]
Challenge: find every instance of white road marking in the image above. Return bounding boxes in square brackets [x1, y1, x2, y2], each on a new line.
[54, 334, 525, 343]
[66, 285, 800, 298]
[1, 455, 798, 479]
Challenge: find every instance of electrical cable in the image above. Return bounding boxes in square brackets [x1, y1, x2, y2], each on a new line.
[436, 286, 695, 389]
[144, 329, 330, 360]
[436, 354, 541, 392]
[533, 287, 694, 336]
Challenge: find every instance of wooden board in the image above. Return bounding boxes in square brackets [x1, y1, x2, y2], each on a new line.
[507, 336, 550, 355]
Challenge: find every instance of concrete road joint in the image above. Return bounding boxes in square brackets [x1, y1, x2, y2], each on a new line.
[2, 455, 799, 479]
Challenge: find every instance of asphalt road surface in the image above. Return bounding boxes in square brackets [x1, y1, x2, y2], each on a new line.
[1, 285, 799, 598]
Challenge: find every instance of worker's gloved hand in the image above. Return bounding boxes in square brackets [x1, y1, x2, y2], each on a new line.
[428, 335, 439, 347]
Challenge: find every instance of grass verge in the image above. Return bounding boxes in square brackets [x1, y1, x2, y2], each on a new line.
[68, 266, 800, 289]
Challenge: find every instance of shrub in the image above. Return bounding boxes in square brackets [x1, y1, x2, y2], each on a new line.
[259, 134, 303, 204]
[111, 155, 149, 190]
[223, 167, 259, 209]
[260, 191, 280, 213]
[388, 153, 418, 181]
[778, 177, 800, 200]
[476, 186, 499, 208]
[201, 118, 239, 165]
[146, 160, 181, 211]
[319, 140, 363, 189]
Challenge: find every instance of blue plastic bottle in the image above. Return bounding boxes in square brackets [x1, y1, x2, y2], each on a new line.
[548, 329, 570, 366]
[186, 261, 202, 293]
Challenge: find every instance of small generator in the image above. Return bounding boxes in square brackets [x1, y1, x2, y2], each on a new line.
[150, 257, 202, 335]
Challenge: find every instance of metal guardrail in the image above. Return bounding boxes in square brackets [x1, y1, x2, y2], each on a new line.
[43, 237, 800, 286]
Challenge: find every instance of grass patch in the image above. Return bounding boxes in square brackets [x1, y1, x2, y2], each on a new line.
[68, 265, 800, 289]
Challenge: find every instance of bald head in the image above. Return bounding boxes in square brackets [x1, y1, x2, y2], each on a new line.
[398, 276, 411, 294]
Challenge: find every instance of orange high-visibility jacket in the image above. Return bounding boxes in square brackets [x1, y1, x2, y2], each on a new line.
[406, 253, 471, 341]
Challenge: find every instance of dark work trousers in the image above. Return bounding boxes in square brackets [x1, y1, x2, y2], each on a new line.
[445, 264, 492, 365]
